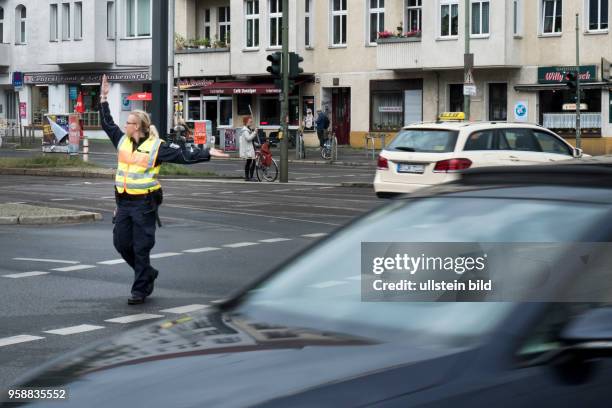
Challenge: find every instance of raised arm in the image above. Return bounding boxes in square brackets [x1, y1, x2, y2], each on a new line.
[99, 74, 124, 148]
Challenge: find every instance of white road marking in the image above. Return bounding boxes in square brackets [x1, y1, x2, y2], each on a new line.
[223, 242, 259, 248]
[97, 259, 126, 265]
[219, 191, 234, 194]
[7, 202, 27, 205]
[242, 190, 258, 193]
[50, 198, 73, 201]
[318, 187, 335, 189]
[259, 238, 292, 243]
[150, 252, 182, 259]
[2, 271, 50, 279]
[346, 275, 362, 281]
[310, 281, 348, 289]
[100, 196, 115, 199]
[13, 258, 79, 264]
[293, 188, 312, 191]
[209, 299, 228, 304]
[302, 233, 329, 238]
[0, 335, 45, 347]
[43, 325, 105, 336]
[182, 247, 221, 253]
[51, 265, 96, 272]
[160, 304, 208, 314]
[271, 189, 287, 192]
[191, 192, 212, 195]
[105, 314, 164, 324]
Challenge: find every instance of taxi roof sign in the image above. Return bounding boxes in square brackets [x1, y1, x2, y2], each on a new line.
[438, 112, 465, 121]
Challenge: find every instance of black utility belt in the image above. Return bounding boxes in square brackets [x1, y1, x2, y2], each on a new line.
[115, 191, 162, 201]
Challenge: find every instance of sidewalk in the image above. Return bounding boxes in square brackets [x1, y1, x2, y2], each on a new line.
[79, 139, 379, 167]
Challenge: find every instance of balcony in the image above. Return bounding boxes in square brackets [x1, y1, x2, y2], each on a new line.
[0, 43, 11, 67]
[46, 39, 114, 65]
[175, 48, 231, 77]
[376, 37, 422, 70]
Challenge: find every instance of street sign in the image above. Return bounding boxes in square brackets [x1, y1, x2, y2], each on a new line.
[463, 84, 477, 96]
[12, 72, 23, 89]
[514, 101, 528, 122]
[563, 103, 588, 111]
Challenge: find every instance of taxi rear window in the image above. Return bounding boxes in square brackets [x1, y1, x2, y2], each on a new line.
[387, 129, 459, 153]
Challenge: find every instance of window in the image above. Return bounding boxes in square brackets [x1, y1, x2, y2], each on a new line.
[0, 7, 5, 43]
[449, 84, 464, 112]
[488, 83, 507, 121]
[440, 0, 459, 37]
[218, 6, 230, 44]
[126, 0, 151, 37]
[107, 2, 115, 38]
[245, 0, 259, 48]
[532, 130, 572, 155]
[368, 0, 385, 45]
[269, 0, 282, 47]
[62, 3, 71, 40]
[464, 130, 496, 150]
[541, 0, 562, 34]
[588, 0, 608, 31]
[388, 129, 459, 152]
[74, 2, 82, 39]
[405, 0, 422, 33]
[50, 5, 58, 41]
[501, 128, 542, 152]
[260, 96, 280, 126]
[305, 0, 313, 47]
[331, 0, 347, 46]
[204, 9, 211, 40]
[15, 5, 26, 44]
[513, 0, 521, 35]
[471, 0, 489, 35]
[371, 92, 403, 131]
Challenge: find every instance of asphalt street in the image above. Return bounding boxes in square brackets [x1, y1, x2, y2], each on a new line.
[1, 147, 377, 184]
[0, 175, 381, 391]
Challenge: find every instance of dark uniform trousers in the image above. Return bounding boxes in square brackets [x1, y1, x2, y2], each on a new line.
[113, 197, 157, 297]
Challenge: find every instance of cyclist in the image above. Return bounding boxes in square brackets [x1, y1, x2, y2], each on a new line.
[315, 109, 330, 148]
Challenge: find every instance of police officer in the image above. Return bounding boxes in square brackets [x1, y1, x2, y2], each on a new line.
[99, 74, 229, 305]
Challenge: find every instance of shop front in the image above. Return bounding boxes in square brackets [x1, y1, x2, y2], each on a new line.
[24, 70, 151, 131]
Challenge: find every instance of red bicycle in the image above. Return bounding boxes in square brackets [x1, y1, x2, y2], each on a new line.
[254, 140, 279, 182]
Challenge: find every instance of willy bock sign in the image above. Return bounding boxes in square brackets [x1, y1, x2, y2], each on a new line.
[538, 65, 597, 84]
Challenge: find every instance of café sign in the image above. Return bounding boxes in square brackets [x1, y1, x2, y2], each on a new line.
[538, 65, 596, 84]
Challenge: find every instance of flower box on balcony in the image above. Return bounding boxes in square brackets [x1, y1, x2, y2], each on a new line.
[376, 36, 421, 44]
[176, 47, 230, 54]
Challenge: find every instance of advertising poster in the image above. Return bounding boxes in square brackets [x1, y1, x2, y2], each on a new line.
[68, 114, 81, 154]
[42, 114, 71, 153]
[19, 102, 27, 119]
[121, 93, 131, 111]
[223, 128, 237, 152]
[302, 96, 315, 132]
[194, 121, 207, 145]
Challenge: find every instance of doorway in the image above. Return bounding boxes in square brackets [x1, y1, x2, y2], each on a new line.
[331, 87, 351, 145]
[488, 83, 508, 121]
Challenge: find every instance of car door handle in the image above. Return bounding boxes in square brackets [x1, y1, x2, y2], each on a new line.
[509, 156, 520, 161]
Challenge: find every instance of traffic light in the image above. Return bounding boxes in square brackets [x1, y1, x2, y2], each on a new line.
[288, 52, 304, 79]
[266, 52, 282, 79]
[564, 71, 577, 90]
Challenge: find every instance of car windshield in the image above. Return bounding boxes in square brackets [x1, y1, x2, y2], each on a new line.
[236, 190, 612, 347]
[386, 129, 459, 153]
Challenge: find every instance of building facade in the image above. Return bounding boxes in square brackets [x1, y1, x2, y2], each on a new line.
[0, 0, 154, 138]
[175, 0, 612, 153]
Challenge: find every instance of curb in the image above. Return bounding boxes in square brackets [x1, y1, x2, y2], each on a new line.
[340, 182, 374, 188]
[0, 212, 102, 225]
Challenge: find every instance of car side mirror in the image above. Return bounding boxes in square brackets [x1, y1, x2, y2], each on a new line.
[573, 148, 583, 158]
[560, 308, 612, 358]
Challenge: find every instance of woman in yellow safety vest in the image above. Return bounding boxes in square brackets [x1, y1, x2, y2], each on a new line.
[99, 74, 229, 305]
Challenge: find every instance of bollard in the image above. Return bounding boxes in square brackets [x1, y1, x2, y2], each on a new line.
[83, 137, 89, 162]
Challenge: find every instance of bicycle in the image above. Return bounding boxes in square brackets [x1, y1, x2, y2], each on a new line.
[255, 140, 279, 182]
[320, 130, 335, 160]
[296, 127, 306, 159]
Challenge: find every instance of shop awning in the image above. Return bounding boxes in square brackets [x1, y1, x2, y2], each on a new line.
[514, 82, 611, 92]
[127, 92, 153, 101]
[201, 82, 281, 95]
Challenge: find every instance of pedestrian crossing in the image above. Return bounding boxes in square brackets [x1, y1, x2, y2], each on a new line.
[2, 233, 329, 280]
[0, 304, 212, 348]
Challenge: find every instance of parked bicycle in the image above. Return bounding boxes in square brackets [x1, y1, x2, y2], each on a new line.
[255, 139, 279, 182]
[320, 130, 336, 160]
[296, 127, 306, 159]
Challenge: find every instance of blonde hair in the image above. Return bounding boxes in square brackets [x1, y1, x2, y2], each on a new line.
[130, 110, 159, 140]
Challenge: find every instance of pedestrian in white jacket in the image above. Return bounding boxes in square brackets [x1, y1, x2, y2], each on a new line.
[240, 116, 258, 181]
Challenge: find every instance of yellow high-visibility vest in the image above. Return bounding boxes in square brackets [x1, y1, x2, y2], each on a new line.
[115, 135, 163, 195]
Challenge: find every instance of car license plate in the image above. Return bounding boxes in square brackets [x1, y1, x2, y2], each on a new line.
[397, 163, 425, 174]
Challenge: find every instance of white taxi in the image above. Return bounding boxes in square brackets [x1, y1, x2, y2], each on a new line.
[374, 115, 583, 198]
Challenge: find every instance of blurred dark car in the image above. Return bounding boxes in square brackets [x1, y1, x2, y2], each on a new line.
[6, 161, 612, 407]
